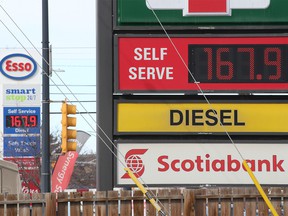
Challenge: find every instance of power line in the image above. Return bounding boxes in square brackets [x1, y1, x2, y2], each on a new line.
[0, 46, 96, 49]
[50, 85, 96, 87]
[53, 65, 96, 68]
[50, 112, 96, 114]
[0, 5, 97, 132]
[50, 93, 96, 95]
[47, 47, 96, 49]
[0, 4, 169, 214]
[53, 58, 95, 60]
[50, 100, 96, 103]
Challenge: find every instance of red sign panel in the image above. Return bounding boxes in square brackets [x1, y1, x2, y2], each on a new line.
[189, 0, 227, 13]
[116, 36, 288, 93]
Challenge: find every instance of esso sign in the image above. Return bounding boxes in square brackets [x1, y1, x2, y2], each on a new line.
[0, 54, 37, 80]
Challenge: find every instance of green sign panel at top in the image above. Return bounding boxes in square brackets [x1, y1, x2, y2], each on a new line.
[116, 0, 288, 27]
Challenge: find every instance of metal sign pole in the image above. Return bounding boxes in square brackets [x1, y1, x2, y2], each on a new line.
[96, 0, 114, 190]
[41, 0, 51, 192]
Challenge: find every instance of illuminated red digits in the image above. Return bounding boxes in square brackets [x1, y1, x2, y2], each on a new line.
[22, 116, 28, 127]
[264, 48, 281, 80]
[9, 116, 15, 127]
[216, 48, 233, 80]
[237, 48, 255, 80]
[203, 48, 213, 80]
[14, 116, 22, 127]
[30, 116, 37, 127]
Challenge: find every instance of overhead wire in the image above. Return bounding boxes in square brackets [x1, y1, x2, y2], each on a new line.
[0, 2, 130, 181]
[145, 0, 245, 161]
[52, 65, 96, 67]
[0, 3, 199, 216]
[144, 1, 279, 215]
[47, 46, 96, 49]
[0, 18, 98, 131]
[0, 46, 96, 49]
[0, 4, 97, 133]
[50, 85, 96, 86]
[1, 2, 278, 215]
[0, 3, 98, 167]
[0, 3, 100, 193]
[0, 14, 45, 166]
[0, 4, 171, 215]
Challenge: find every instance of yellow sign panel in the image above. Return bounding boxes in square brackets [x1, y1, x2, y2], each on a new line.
[116, 102, 288, 134]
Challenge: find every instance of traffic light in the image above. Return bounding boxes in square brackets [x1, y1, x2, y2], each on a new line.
[61, 101, 77, 153]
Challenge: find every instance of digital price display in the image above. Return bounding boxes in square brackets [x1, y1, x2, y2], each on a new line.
[188, 45, 288, 83]
[3, 107, 40, 134]
[5, 115, 38, 128]
[117, 36, 288, 92]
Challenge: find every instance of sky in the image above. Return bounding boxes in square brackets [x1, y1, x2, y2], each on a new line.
[0, 0, 97, 153]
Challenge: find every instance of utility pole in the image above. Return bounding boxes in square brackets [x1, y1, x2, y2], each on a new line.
[41, 0, 50, 192]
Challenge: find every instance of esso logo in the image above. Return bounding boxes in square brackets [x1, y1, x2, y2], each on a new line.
[0, 54, 37, 80]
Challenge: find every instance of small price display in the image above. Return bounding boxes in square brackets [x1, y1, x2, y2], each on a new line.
[5, 115, 38, 128]
[188, 45, 288, 83]
[3, 107, 40, 134]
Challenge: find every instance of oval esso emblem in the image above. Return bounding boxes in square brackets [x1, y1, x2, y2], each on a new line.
[0, 53, 37, 80]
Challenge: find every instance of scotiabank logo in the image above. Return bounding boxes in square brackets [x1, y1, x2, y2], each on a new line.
[121, 149, 148, 179]
[146, 0, 270, 16]
[158, 154, 285, 172]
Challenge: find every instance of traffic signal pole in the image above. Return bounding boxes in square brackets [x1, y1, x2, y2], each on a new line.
[41, 0, 50, 192]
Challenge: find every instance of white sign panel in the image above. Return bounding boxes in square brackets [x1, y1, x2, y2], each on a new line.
[117, 143, 288, 185]
[3, 85, 41, 106]
[0, 49, 42, 159]
[146, 0, 270, 16]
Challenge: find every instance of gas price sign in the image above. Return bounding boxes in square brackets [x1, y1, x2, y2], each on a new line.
[4, 107, 40, 134]
[116, 36, 288, 93]
[6, 115, 38, 128]
[189, 45, 287, 83]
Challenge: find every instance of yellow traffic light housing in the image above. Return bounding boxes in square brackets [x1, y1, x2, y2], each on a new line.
[61, 101, 77, 153]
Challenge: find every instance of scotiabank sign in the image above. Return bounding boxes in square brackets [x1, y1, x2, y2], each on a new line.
[117, 143, 288, 185]
[116, 36, 288, 93]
